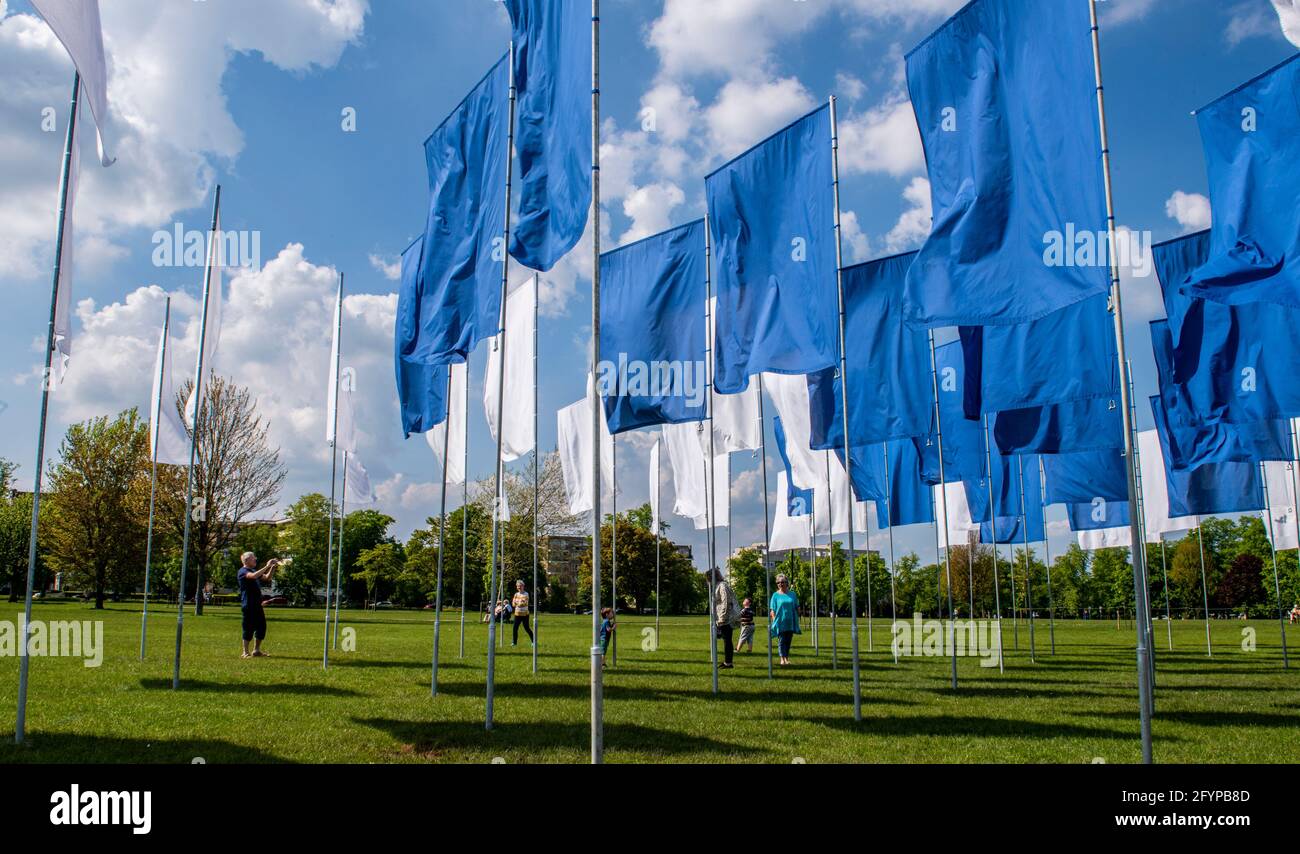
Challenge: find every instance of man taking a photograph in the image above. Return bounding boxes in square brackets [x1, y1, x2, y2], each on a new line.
[238, 552, 279, 659]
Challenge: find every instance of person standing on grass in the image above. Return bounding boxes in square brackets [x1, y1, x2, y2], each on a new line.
[237, 552, 279, 659]
[769, 573, 801, 666]
[736, 597, 756, 653]
[711, 568, 740, 669]
[598, 607, 615, 667]
[511, 579, 534, 646]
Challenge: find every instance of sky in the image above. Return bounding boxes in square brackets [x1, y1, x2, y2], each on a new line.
[0, 0, 1296, 573]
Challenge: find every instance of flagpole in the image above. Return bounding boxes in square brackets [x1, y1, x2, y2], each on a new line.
[825, 453, 839, 670]
[883, 443, 899, 664]
[810, 508, 818, 654]
[1160, 539, 1172, 649]
[171, 184, 221, 692]
[654, 441, 661, 648]
[1127, 359, 1156, 699]
[483, 39, 518, 732]
[758, 377, 774, 677]
[1037, 457, 1056, 655]
[828, 95, 862, 717]
[983, 415, 1005, 671]
[703, 221, 720, 695]
[1090, 0, 1153, 763]
[1260, 463, 1290, 669]
[589, 0, 604, 764]
[928, 330, 959, 690]
[967, 520, 975, 620]
[532, 275, 540, 674]
[141, 297, 171, 661]
[323, 276, 343, 669]
[1197, 525, 1211, 657]
[1017, 454, 1036, 662]
[460, 364, 469, 659]
[610, 436, 618, 667]
[497, 468, 506, 652]
[431, 369, 453, 695]
[864, 484, 874, 652]
[336, 456, 349, 622]
[16, 73, 80, 743]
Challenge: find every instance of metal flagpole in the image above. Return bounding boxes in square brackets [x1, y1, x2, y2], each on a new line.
[829, 96, 862, 718]
[702, 446, 717, 686]
[654, 444, 661, 648]
[497, 470, 506, 652]
[704, 221, 720, 695]
[810, 508, 818, 654]
[532, 275, 540, 674]
[486, 40, 518, 731]
[589, 0, 604, 764]
[1260, 463, 1290, 669]
[17, 74, 80, 741]
[1127, 360, 1156, 698]
[883, 443, 900, 664]
[1038, 457, 1056, 655]
[967, 526, 975, 620]
[337, 455, 349, 622]
[825, 452, 837, 670]
[1017, 455, 1036, 662]
[323, 277, 343, 669]
[171, 184, 221, 692]
[141, 297, 172, 660]
[459, 363, 469, 659]
[726, 454, 732, 571]
[1090, 0, 1153, 763]
[758, 377, 773, 677]
[928, 331, 959, 690]
[1197, 525, 1212, 657]
[432, 371, 452, 696]
[611, 437, 617, 667]
[865, 484, 874, 653]
[983, 417, 1004, 673]
[1160, 539, 1172, 649]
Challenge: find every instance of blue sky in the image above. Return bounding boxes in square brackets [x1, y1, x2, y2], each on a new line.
[1, 0, 1296, 570]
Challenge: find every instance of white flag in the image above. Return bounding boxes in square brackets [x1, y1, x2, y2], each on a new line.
[184, 209, 223, 427]
[325, 283, 357, 452]
[1078, 526, 1132, 552]
[51, 113, 81, 386]
[556, 377, 615, 516]
[344, 453, 375, 506]
[495, 471, 512, 523]
[427, 361, 467, 485]
[484, 276, 536, 462]
[1273, 0, 1300, 47]
[148, 316, 190, 466]
[706, 297, 761, 453]
[1263, 460, 1298, 551]
[935, 482, 980, 550]
[649, 438, 661, 534]
[770, 472, 814, 552]
[1138, 429, 1200, 542]
[692, 454, 731, 531]
[763, 371, 824, 492]
[31, 0, 115, 166]
[663, 420, 709, 520]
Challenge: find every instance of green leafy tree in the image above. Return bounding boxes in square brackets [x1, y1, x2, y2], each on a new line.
[727, 547, 767, 606]
[1216, 552, 1265, 615]
[276, 493, 333, 606]
[355, 542, 405, 606]
[336, 508, 397, 605]
[0, 491, 40, 603]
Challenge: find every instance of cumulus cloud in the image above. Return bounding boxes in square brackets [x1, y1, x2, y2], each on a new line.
[620, 182, 686, 245]
[882, 177, 933, 254]
[837, 96, 925, 179]
[368, 253, 401, 281]
[1165, 191, 1212, 233]
[704, 76, 817, 160]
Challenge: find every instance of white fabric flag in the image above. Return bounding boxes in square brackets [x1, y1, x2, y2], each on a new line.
[31, 0, 114, 166]
[663, 420, 709, 520]
[427, 361, 467, 485]
[325, 285, 357, 451]
[495, 470, 512, 523]
[484, 276, 536, 462]
[812, 449, 870, 538]
[1078, 526, 1132, 552]
[556, 380, 615, 516]
[1273, 0, 1300, 47]
[1263, 460, 1298, 550]
[692, 454, 731, 531]
[1138, 429, 1200, 542]
[344, 453, 375, 506]
[770, 472, 814, 552]
[148, 320, 190, 466]
[51, 113, 81, 386]
[706, 300, 761, 452]
[763, 371, 824, 491]
[649, 439, 661, 533]
[184, 210, 223, 427]
[936, 482, 980, 550]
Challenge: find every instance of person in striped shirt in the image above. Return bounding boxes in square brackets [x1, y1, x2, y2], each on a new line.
[511, 580, 534, 647]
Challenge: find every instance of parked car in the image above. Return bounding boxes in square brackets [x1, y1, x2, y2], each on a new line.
[374, 600, 394, 610]
[262, 595, 289, 607]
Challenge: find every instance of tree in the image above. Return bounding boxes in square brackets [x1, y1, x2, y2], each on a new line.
[43, 410, 150, 608]
[0, 492, 39, 603]
[157, 376, 285, 614]
[276, 494, 333, 606]
[0, 457, 16, 493]
[1216, 553, 1265, 615]
[1170, 535, 1212, 616]
[579, 513, 702, 615]
[355, 542, 405, 607]
[727, 548, 767, 606]
[336, 508, 397, 605]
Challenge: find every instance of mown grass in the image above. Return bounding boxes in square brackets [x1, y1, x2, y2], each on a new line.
[0, 600, 1296, 763]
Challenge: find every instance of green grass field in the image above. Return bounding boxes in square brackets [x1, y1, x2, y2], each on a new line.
[0, 600, 1296, 763]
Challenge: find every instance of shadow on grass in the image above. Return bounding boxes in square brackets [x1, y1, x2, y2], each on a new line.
[0, 732, 287, 764]
[1085, 710, 1300, 728]
[139, 678, 363, 697]
[801, 713, 1151, 741]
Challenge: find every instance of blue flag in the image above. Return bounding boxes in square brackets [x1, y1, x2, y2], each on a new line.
[408, 56, 510, 367]
[869, 440, 935, 529]
[395, 237, 450, 438]
[504, 0, 592, 272]
[903, 0, 1109, 327]
[959, 293, 1118, 414]
[774, 416, 815, 517]
[992, 396, 1123, 456]
[705, 105, 838, 393]
[1042, 450, 1128, 506]
[808, 251, 931, 450]
[966, 452, 1041, 526]
[1068, 499, 1131, 533]
[1150, 397, 1265, 517]
[916, 340, 986, 485]
[599, 221, 707, 434]
[1181, 55, 1300, 307]
[980, 513, 1045, 546]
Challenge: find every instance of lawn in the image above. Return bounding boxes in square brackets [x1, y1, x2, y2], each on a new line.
[0, 600, 1296, 763]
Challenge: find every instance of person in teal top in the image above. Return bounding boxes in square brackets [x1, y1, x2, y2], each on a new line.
[768, 573, 801, 666]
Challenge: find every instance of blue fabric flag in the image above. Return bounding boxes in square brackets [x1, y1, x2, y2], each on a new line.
[599, 221, 707, 434]
[1155, 232, 1300, 426]
[808, 251, 931, 449]
[1181, 54, 1300, 307]
[1150, 397, 1265, 517]
[407, 56, 510, 367]
[980, 513, 1045, 546]
[774, 416, 815, 517]
[959, 293, 1118, 414]
[966, 452, 1041, 526]
[992, 396, 1123, 455]
[1068, 499, 1131, 533]
[395, 237, 450, 438]
[505, 0, 592, 272]
[916, 340, 986, 485]
[902, 0, 1109, 328]
[705, 105, 838, 393]
[869, 440, 935, 529]
[1042, 449, 1128, 506]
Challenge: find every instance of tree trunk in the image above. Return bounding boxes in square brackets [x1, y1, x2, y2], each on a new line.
[194, 558, 205, 616]
[94, 569, 105, 610]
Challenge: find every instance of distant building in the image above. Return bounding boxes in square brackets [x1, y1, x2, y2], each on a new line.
[541, 534, 692, 604]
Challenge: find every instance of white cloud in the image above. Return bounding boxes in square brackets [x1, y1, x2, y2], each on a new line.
[882, 177, 933, 254]
[1099, 0, 1159, 26]
[840, 209, 871, 264]
[368, 253, 401, 282]
[620, 182, 686, 245]
[1164, 191, 1212, 233]
[647, 0, 825, 82]
[705, 75, 817, 159]
[837, 96, 925, 178]
[1226, 1, 1284, 46]
[835, 72, 867, 103]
